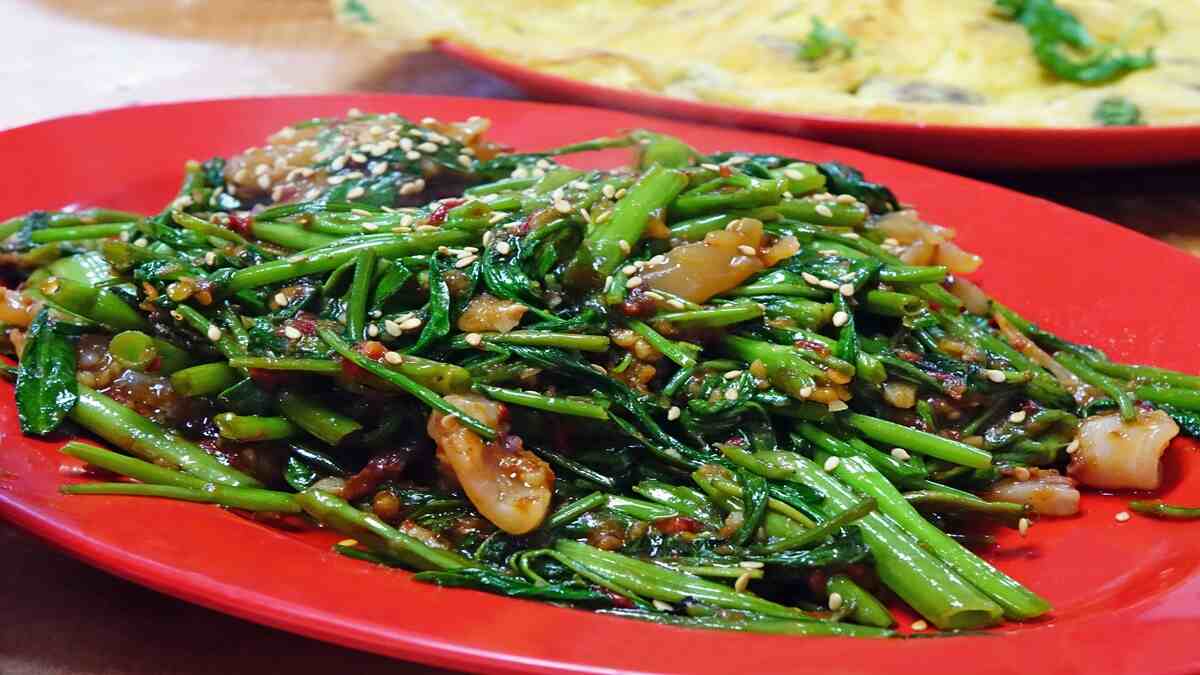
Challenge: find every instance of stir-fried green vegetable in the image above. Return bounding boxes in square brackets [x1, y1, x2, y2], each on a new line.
[2, 110, 1195, 638]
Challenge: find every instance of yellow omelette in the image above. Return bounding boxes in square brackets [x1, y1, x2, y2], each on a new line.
[336, 0, 1200, 127]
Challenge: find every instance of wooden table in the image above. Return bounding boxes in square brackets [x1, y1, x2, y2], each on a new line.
[2, 2, 1199, 674]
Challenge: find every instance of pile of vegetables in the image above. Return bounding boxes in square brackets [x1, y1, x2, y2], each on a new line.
[2, 111, 1196, 637]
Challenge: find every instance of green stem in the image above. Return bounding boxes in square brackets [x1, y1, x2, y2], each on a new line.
[318, 326, 495, 439]
[843, 413, 992, 469]
[476, 384, 608, 420]
[278, 389, 362, 445]
[61, 482, 300, 513]
[70, 385, 259, 486]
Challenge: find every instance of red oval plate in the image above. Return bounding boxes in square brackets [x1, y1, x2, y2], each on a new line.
[437, 40, 1200, 171]
[2, 95, 1199, 675]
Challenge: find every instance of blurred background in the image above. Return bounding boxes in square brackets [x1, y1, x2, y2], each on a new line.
[2, 1, 1199, 673]
[7, 0, 1199, 256]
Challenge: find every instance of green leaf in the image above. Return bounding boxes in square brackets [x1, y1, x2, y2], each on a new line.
[996, 0, 1156, 83]
[15, 309, 78, 435]
[406, 254, 451, 355]
[413, 566, 612, 604]
[1093, 97, 1144, 126]
[796, 17, 856, 63]
[284, 456, 319, 491]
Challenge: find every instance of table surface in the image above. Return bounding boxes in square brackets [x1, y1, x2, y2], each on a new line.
[2, 1, 1198, 673]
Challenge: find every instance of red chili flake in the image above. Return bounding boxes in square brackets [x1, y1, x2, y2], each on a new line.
[427, 198, 466, 225]
[805, 570, 828, 596]
[290, 317, 318, 336]
[794, 338, 830, 357]
[620, 289, 656, 317]
[226, 213, 253, 236]
[145, 356, 162, 373]
[653, 516, 703, 535]
[896, 350, 922, 363]
[357, 340, 388, 360]
[340, 356, 365, 380]
[606, 592, 635, 609]
[718, 165, 733, 177]
[726, 435, 746, 446]
[341, 449, 411, 501]
[248, 368, 290, 389]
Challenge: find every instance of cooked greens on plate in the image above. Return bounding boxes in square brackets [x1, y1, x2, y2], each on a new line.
[2, 111, 1195, 636]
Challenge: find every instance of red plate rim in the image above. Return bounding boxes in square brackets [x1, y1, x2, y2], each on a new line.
[2, 94, 1200, 675]
[435, 40, 1200, 170]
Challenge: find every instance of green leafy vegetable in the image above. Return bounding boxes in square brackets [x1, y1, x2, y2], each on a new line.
[15, 310, 78, 435]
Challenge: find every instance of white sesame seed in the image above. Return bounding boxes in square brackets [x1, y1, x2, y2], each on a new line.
[1009, 410, 1027, 423]
[1018, 517, 1031, 536]
[724, 370, 743, 380]
[911, 620, 928, 631]
[371, 162, 388, 176]
[327, 175, 346, 185]
[836, 194, 857, 204]
[454, 255, 477, 268]
[618, 240, 631, 254]
[1115, 511, 1131, 522]
[399, 317, 422, 331]
[818, 279, 840, 290]
[204, 251, 217, 266]
[362, 223, 379, 231]
[625, 276, 644, 289]
[256, 174, 272, 190]
[399, 138, 413, 152]
[417, 142, 439, 153]
[615, 188, 627, 199]
[832, 311, 849, 327]
[799, 386, 814, 398]
[985, 369, 1007, 383]
[465, 333, 483, 347]
[591, 363, 607, 375]
[621, 264, 638, 275]
[891, 447, 911, 461]
[737, 244, 757, 256]
[553, 199, 572, 214]
[346, 186, 365, 200]
[579, 208, 592, 224]
[367, 324, 380, 337]
[828, 400, 849, 412]
[738, 561, 764, 569]
[724, 387, 739, 401]
[405, 150, 421, 161]
[839, 283, 855, 297]
[284, 326, 302, 340]
[815, 204, 834, 218]
[823, 456, 841, 472]
[494, 241, 512, 255]
[727, 155, 749, 165]
[384, 351, 404, 365]
[206, 325, 223, 342]
[784, 168, 806, 181]
[602, 184, 616, 199]
[828, 592, 844, 611]
[667, 406, 681, 421]
[652, 600, 674, 612]
[667, 299, 686, 310]
[1065, 439, 1080, 454]
[331, 156, 348, 172]
[734, 572, 752, 593]
[802, 272, 821, 285]
[457, 155, 472, 167]
[1013, 466, 1031, 481]
[384, 319, 402, 336]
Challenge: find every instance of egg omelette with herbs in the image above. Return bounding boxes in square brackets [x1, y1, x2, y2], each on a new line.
[337, 0, 1200, 127]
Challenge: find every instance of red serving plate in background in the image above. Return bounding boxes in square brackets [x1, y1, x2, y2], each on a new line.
[437, 41, 1200, 171]
[1, 95, 1199, 675]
